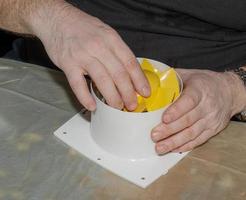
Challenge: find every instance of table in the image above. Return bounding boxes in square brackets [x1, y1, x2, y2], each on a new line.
[0, 58, 245, 200]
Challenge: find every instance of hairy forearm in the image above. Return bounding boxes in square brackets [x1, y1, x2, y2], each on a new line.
[0, 0, 68, 35]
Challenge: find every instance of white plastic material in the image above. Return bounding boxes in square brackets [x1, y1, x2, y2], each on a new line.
[91, 92, 165, 160]
[54, 58, 188, 188]
[91, 58, 182, 160]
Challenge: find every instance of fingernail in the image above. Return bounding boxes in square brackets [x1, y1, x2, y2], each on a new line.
[142, 85, 150, 97]
[128, 102, 137, 111]
[152, 132, 161, 142]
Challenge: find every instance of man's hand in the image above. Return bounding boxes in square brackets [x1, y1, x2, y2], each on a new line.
[33, 2, 150, 111]
[151, 69, 246, 154]
[0, 0, 150, 111]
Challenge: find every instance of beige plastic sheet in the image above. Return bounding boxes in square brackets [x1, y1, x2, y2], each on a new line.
[0, 58, 245, 200]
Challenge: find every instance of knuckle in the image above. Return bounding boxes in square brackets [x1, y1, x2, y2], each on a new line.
[92, 16, 103, 24]
[165, 125, 174, 134]
[166, 139, 176, 151]
[104, 27, 119, 38]
[184, 94, 197, 108]
[124, 57, 138, 72]
[103, 91, 123, 108]
[112, 69, 129, 82]
[186, 127, 196, 140]
[184, 115, 193, 126]
[152, 123, 163, 133]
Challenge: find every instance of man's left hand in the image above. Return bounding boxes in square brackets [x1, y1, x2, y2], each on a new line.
[151, 68, 245, 154]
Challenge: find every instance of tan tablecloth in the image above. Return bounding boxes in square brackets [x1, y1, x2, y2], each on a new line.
[0, 58, 245, 200]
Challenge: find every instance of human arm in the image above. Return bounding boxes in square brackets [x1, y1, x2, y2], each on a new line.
[0, 0, 150, 111]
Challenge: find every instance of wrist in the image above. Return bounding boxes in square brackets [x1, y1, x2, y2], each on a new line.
[223, 71, 246, 117]
[24, 0, 71, 39]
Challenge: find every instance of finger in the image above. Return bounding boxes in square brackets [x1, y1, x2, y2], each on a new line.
[104, 28, 150, 97]
[151, 106, 203, 142]
[122, 57, 151, 98]
[155, 118, 206, 154]
[65, 67, 96, 111]
[172, 129, 214, 153]
[88, 45, 138, 110]
[84, 57, 124, 110]
[162, 86, 201, 124]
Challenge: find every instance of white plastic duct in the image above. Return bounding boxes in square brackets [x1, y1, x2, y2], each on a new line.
[90, 58, 183, 160]
[54, 58, 187, 188]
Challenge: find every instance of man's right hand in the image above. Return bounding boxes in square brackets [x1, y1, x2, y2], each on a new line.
[29, 1, 150, 111]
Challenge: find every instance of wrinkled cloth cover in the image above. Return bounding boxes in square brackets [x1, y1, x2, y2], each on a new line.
[0, 58, 245, 200]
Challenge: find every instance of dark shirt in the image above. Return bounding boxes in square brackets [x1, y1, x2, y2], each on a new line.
[6, 0, 246, 71]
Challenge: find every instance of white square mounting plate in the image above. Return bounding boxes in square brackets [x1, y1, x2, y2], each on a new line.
[54, 111, 188, 188]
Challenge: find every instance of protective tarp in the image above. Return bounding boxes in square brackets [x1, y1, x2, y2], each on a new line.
[0, 58, 245, 200]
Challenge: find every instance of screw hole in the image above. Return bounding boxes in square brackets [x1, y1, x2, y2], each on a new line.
[63, 132, 67, 135]
[141, 177, 145, 180]
[97, 158, 101, 161]
[179, 152, 182, 154]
